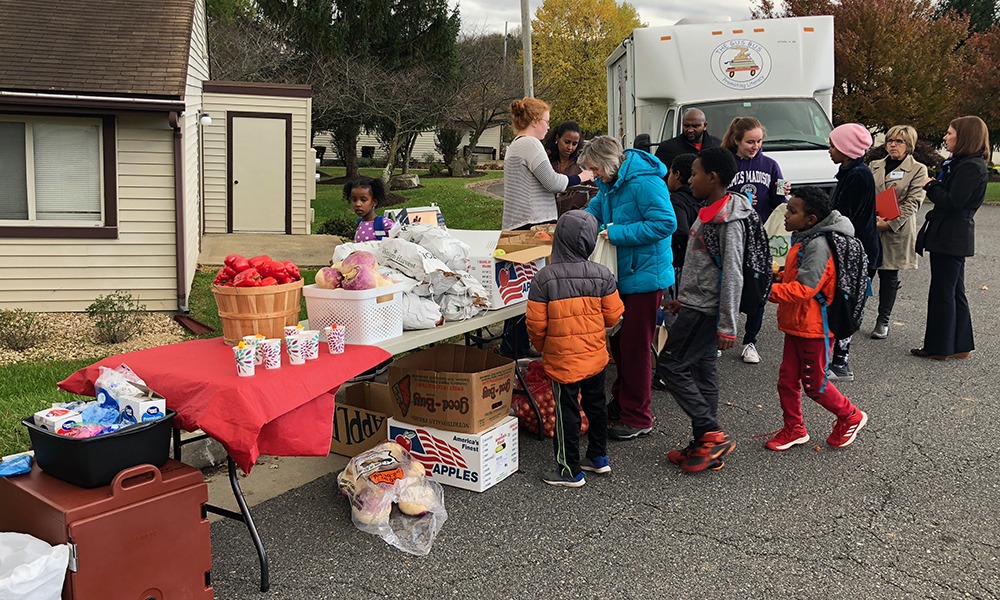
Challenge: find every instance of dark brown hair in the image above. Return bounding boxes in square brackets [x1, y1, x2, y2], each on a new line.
[950, 115, 990, 159]
[721, 117, 766, 153]
[510, 97, 550, 132]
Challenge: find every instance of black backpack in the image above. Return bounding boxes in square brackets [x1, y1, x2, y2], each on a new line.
[806, 231, 869, 339]
[705, 204, 774, 315]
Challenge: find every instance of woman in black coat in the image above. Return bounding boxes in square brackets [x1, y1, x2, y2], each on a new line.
[912, 116, 991, 360]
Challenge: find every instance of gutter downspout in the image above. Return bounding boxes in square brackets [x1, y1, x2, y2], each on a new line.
[169, 111, 188, 313]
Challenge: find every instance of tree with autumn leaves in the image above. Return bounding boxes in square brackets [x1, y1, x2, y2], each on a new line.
[532, 0, 644, 134]
[754, 0, 1000, 150]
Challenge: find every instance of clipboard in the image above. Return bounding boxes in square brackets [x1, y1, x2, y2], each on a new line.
[876, 187, 901, 221]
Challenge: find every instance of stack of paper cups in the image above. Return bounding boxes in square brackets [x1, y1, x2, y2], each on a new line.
[303, 330, 320, 360]
[242, 335, 264, 366]
[260, 338, 282, 369]
[325, 325, 345, 354]
[284, 324, 304, 338]
[233, 344, 255, 376]
[286, 334, 307, 365]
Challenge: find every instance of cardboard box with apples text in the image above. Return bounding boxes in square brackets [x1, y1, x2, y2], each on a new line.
[449, 230, 550, 308]
[330, 383, 392, 457]
[387, 345, 514, 434]
[387, 415, 518, 492]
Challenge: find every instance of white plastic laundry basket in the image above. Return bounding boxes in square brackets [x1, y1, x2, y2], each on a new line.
[303, 283, 404, 345]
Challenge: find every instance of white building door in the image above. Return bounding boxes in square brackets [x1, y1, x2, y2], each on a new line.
[230, 115, 288, 233]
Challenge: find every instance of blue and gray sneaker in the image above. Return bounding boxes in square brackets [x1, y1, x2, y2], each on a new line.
[581, 455, 611, 474]
[541, 469, 586, 487]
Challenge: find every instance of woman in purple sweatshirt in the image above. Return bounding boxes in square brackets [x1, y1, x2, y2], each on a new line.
[722, 117, 790, 365]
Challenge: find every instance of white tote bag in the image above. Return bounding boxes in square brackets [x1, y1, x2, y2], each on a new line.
[764, 204, 793, 267]
[589, 233, 618, 279]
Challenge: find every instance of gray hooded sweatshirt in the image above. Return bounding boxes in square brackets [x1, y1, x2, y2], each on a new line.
[790, 210, 856, 290]
[676, 192, 754, 339]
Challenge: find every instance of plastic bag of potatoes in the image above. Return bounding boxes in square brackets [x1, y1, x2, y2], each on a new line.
[337, 441, 448, 555]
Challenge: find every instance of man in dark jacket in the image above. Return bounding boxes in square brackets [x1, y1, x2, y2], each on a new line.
[655, 109, 722, 172]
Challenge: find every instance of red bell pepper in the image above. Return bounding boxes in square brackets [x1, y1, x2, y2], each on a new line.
[223, 265, 237, 279]
[213, 268, 232, 286]
[276, 274, 293, 284]
[283, 260, 301, 281]
[259, 276, 278, 286]
[224, 254, 246, 269]
[233, 268, 262, 287]
[259, 260, 288, 280]
[231, 256, 251, 273]
[249, 255, 272, 270]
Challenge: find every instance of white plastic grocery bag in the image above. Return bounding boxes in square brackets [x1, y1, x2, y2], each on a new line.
[764, 204, 793, 267]
[589, 234, 618, 279]
[0, 533, 69, 600]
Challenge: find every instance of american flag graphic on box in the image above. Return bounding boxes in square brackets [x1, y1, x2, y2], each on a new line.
[391, 427, 469, 469]
[496, 261, 540, 304]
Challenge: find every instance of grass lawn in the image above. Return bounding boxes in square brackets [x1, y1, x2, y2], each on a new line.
[985, 182, 1000, 204]
[312, 168, 503, 233]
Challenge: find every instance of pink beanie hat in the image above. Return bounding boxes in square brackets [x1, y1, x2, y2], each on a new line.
[829, 123, 873, 159]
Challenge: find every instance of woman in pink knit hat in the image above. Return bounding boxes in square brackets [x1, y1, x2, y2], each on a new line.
[825, 123, 880, 382]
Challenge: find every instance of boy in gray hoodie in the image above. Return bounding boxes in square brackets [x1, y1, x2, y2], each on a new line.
[657, 147, 746, 472]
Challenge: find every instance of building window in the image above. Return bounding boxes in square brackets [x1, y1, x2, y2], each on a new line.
[0, 117, 103, 222]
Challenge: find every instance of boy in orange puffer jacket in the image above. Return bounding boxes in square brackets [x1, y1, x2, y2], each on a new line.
[526, 210, 625, 487]
[766, 187, 869, 451]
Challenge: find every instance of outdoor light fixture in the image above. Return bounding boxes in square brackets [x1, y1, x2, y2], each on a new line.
[199, 113, 212, 126]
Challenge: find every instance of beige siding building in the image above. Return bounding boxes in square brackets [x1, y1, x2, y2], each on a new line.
[352, 124, 504, 163]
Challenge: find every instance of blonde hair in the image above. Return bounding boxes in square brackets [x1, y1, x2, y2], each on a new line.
[885, 125, 917, 154]
[510, 97, 550, 132]
[578, 136, 624, 179]
[950, 115, 990, 159]
[722, 117, 765, 153]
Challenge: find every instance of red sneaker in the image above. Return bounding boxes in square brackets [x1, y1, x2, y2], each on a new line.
[765, 425, 810, 451]
[667, 441, 696, 465]
[679, 431, 735, 472]
[827, 410, 868, 448]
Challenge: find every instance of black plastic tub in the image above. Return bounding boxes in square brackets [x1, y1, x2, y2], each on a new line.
[22, 410, 176, 489]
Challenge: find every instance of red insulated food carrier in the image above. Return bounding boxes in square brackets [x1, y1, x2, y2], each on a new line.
[0, 459, 213, 599]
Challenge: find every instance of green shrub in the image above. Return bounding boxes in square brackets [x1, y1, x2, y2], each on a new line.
[0, 309, 46, 351]
[86, 291, 147, 344]
[316, 214, 358, 239]
[357, 156, 374, 168]
[428, 162, 444, 176]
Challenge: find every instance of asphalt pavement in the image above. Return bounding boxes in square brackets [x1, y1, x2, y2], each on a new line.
[209, 203, 1000, 599]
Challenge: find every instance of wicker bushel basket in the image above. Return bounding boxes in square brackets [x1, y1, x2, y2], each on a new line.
[212, 279, 304, 345]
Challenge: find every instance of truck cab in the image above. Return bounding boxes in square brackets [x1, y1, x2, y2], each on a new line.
[607, 16, 839, 195]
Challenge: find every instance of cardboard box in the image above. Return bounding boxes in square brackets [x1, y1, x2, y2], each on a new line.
[450, 229, 550, 308]
[331, 383, 392, 457]
[33, 408, 81, 433]
[387, 345, 514, 434]
[387, 415, 518, 492]
[118, 383, 167, 425]
[499, 230, 554, 247]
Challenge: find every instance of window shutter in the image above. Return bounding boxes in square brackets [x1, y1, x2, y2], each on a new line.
[0, 122, 28, 220]
[33, 122, 102, 221]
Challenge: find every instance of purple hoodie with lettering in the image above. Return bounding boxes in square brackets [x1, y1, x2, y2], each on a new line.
[728, 151, 785, 222]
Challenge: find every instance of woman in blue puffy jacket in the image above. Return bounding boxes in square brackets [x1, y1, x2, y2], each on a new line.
[580, 136, 676, 440]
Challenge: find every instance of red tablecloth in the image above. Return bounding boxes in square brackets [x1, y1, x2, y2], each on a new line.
[58, 338, 391, 474]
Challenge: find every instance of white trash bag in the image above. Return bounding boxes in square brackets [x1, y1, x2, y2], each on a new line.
[337, 442, 447, 556]
[0, 533, 70, 600]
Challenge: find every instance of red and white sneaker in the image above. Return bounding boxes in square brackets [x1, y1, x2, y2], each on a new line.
[765, 425, 810, 451]
[827, 410, 868, 448]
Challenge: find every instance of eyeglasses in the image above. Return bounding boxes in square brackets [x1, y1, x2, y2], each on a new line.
[886, 139, 907, 146]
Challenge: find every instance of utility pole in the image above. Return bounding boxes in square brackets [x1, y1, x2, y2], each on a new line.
[520, 0, 533, 97]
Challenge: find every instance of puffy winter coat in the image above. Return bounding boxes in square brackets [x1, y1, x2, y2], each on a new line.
[771, 211, 855, 339]
[526, 211, 625, 384]
[584, 149, 676, 295]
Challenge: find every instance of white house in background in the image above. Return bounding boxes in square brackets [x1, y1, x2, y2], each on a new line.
[350, 125, 504, 163]
[0, 0, 315, 313]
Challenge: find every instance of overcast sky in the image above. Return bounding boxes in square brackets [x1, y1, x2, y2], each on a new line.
[451, 0, 756, 34]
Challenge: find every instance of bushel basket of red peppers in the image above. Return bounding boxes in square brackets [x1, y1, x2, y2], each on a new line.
[211, 254, 305, 345]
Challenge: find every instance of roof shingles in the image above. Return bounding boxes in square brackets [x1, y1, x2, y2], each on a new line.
[0, 0, 196, 98]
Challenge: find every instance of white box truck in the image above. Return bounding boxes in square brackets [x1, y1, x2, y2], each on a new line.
[607, 15, 839, 193]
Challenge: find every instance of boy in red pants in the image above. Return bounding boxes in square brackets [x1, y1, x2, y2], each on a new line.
[767, 186, 869, 451]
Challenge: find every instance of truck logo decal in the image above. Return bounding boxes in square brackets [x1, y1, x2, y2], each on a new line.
[712, 40, 772, 90]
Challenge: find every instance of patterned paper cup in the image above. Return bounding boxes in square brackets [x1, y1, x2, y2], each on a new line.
[284, 325, 303, 337]
[325, 325, 345, 354]
[242, 335, 264, 366]
[286, 334, 307, 365]
[303, 330, 320, 360]
[233, 345, 255, 377]
[260, 338, 282, 369]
